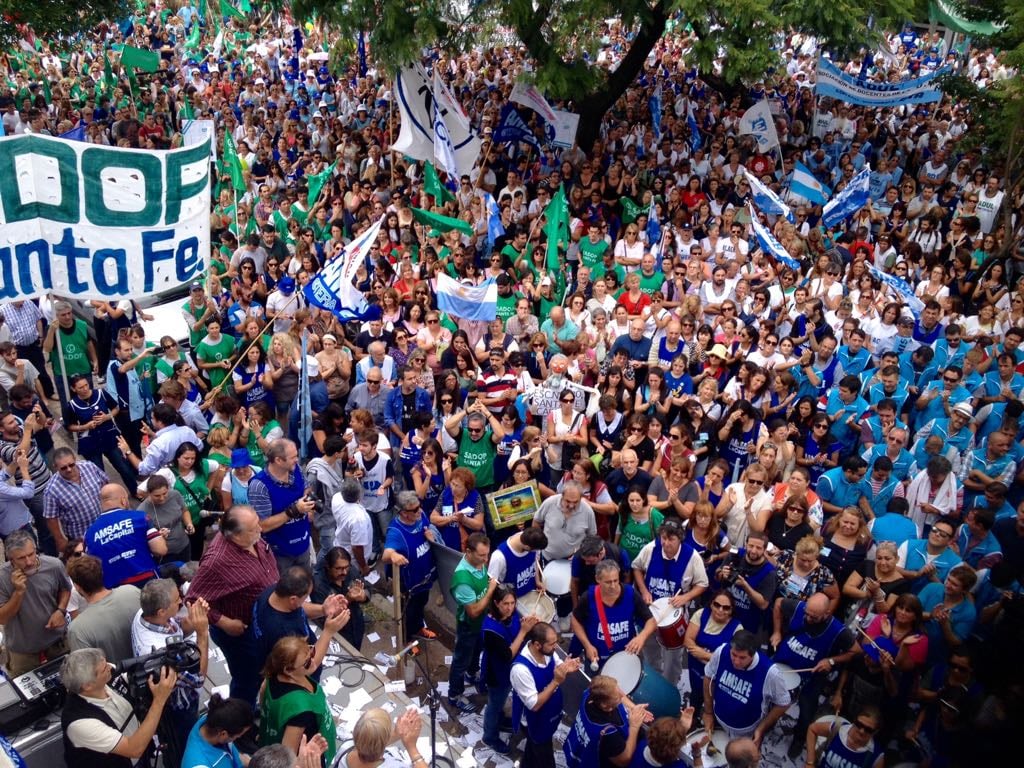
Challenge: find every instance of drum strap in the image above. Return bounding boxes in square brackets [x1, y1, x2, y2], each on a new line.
[595, 587, 614, 651]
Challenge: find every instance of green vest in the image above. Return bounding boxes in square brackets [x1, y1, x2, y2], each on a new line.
[183, 299, 208, 349]
[197, 334, 236, 389]
[246, 420, 279, 468]
[174, 466, 210, 525]
[578, 238, 609, 270]
[458, 429, 496, 487]
[50, 319, 91, 376]
[638, 271, 666, 296]
[450, 563, 490, 628]
[260, 682, 337, 766]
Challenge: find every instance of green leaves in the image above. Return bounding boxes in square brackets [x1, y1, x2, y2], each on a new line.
[0, 1, 129, 50]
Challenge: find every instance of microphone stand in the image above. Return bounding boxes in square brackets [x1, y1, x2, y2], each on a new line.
[409, 646, 453, 768]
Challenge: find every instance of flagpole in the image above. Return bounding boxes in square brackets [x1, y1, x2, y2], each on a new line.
[388, 78, 396, 192]
[474, 139, 493, 190]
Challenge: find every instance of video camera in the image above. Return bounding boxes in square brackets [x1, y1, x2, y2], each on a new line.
[113, 640, 201, 696]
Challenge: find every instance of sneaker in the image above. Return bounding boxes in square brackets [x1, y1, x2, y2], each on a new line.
[558, 615, 570, 632]
[417, 627, 438, 639]
[447, 696, 477, 714]
[482, 739, 511, 755]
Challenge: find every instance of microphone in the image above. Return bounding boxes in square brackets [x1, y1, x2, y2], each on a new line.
[374, 640, 419, 667]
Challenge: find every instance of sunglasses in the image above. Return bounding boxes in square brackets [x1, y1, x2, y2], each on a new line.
[711, 602, 732, 610]
[852, 721, 877, 735]
[813, 423, 829, 430]
[746, 479, 764, 486]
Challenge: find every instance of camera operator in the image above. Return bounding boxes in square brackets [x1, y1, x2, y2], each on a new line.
[714, 532, 777, 640]
[61, 647, 178, 767]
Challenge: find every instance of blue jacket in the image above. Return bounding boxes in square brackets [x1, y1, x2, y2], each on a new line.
[383, 386, 433, 433]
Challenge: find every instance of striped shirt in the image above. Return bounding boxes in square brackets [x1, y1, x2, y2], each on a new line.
[42, 460, 109, 539]
[187, 533, 279, 625]
[0, 432, 51, 497]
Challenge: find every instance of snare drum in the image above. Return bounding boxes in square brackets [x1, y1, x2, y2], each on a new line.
[517, 591, 556, 624]
[602, 651, 681, 719]
[680, 729, 730, 768]
[774, 663, 803, 697]
[541, 558, 572, 597]
[652, 597, 688, 650]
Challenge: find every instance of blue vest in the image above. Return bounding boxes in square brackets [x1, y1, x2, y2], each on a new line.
[105, 360, 147, 421]
[481, 612, 520, 686]
[585, 585, 638, 660]
[903, 539, 961, 591]
[645, 542, 692, 599]
[237, 365, 274, 409]
[688, 607, 742, 688]
[392, 514, 436, 594]
[253, 466, 310, 557]
[436, 488, 480, 551]
[821, 725, 883, 768]
[772, 601, 845, 679]
[712, 649, 772, 731]
[629, 742, 686, 768]
[85, 509, 158, 588]
[564, 689, 629, 768]
[497, 539, 538, 597]
[512, 651, 562, 741]
[870, 514, 917, 546]
[727, 556, 774, 633]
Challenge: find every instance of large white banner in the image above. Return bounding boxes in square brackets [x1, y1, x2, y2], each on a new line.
[393, 63, 481, 175]
[182, 119, 217, 162]
[814, 57, 946, 107]
[0, 134, 210, 301]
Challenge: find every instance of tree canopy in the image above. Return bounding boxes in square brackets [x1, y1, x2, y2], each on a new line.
[0, 1, 130, 50]
[297, 0, 919, 149]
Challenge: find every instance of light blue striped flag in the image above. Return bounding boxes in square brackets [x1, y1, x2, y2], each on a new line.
[822, 165, 872, 228]
[791, 160, 831, 205]
[484, 192, 504, 254]
[436, 273, 497, 321]
[744, 173, 794, 222]
[304, 215, 384, 321]
[867, 263, 925, 317]
[749, 204, 802, 272]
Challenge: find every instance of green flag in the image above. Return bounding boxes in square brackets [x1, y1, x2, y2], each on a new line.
[220, 0, 246, 21]
[126, 68, 139, 102]
[239, 0, 252, 11]
[182, 95, 195, 120]
[411, 207, 474, 237]
[184, 23, 201, 50]
[222, 132, 246, 193]
[103, 51, 114, 95]
[306, 161, 336, 207]
[620, 197, 644, 224]
[543, 184, 570, 273]
[424, 161, 455, 206]
[40, 77, 51, 105]
[199, 0, 208, 21]
[121, 45, 161, 73]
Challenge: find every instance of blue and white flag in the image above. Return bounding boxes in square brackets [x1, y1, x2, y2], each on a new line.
[868, 263, 925, 316]
[744, 173, 794, 222]
[436, 273, 498, 322]
[822, 165, 871, 228]
[304, 215, 385, 321]
[357, 31, 367, 77]
[432, 70, 459, 178]
[791, 160, 831, 205]
[646, 197, 662, 253]
[738, 100, 780, 155]
[298, 332, 312, 460]
[749, 205, 802, 272]
[493, 103, 540, 149]
[649, 81, 663, 139]
[815, 56, 946, 107]
[686, 99, 702, 152]
[59, 124, 86, 142]
[484, 192, 505, 255]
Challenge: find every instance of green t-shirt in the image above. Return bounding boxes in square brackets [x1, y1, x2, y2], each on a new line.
[450, 561, 490, 628]
[578, 237, 610, 270]
[50, 319, 91, 376]
[196, 334, 236, 389]
[638, 271, 666, 296]
[458, 428, 497, 488]
[592, 262, 626, 286]
[260, 682, 337, 766]
[618, 510, 665, 561]
[496, 292, 521, 326]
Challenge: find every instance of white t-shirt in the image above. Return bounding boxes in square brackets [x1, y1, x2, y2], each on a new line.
[65, 687, 139, 754]
[332, 499, 374, 553]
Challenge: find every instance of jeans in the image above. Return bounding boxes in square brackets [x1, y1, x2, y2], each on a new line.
[483, 683, 511, 744]
[523, 736, 555, 768]
[209, 624, 260, 707]
[448, 619, 482, 699]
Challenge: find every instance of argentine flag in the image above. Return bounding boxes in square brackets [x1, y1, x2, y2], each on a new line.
[436, 273, 498, 322]
[484, 192, 505, 254]
[790, 161, 831, 205]
[822, 166, 872, 228]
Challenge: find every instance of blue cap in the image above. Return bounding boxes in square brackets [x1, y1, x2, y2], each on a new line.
[278, 276, 296, 295]
[230, 448, 250, 469]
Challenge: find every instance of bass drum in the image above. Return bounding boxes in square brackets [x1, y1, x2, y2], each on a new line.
[601, 651, 681, 719]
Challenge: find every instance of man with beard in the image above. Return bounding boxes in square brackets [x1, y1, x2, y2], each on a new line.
[714, 532, 777, 638]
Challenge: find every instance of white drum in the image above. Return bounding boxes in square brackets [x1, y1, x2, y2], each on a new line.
[541, 558, 572, 597]
[680, 729, 730, 768]
[774, 662, 803, 696]
[517, 591, 556, 623]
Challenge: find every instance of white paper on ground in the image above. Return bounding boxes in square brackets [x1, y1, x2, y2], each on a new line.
[365, 571, 381, 584]
[444, 655, 453, 665]
[321, 676, 343, 696]
[384, 680, 406, 693]
[347, 687, 374, 710]
[366, 631, 381, 642]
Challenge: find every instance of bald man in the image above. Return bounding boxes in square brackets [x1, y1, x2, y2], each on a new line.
[84, 483, 166, 588]
[725, 737, 760, 768]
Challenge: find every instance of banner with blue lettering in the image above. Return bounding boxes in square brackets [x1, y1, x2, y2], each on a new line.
[814, 57, 947, 107]
[0, 134, 210, 301]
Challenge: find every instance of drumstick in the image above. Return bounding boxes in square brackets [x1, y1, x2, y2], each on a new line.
[553, 646, 592, 682]
[855, 626, 881, 650]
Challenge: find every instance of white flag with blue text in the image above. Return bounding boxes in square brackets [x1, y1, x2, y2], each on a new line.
[303, 215, 385, 321]
[822, 165, 872, 228]
[748, 205, 802, 272]
[744, 173, 794, 222]
[432, 70, 459, 178]
[867, 263, 925, 316]
[738, 100, 780, 154]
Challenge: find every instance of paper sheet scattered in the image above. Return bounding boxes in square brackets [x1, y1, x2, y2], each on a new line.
[366, 632, 381, 643]
[321, 676, 343, 696]
[384, 681, 406, 693]
[365, 570, 381, 585]
[347, 686, 373, 710]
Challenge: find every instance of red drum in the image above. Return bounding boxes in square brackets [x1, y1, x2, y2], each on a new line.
[653, 597, 688, 649]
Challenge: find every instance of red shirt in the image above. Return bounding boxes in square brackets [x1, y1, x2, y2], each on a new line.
[187, 533, 279, 625]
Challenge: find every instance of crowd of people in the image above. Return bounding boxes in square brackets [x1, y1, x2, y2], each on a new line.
[0, 3, 1022, 768]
